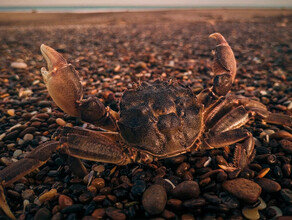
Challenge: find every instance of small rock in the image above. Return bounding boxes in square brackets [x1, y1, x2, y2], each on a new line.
[56, 118, 66, 126]
[281, 189, 292, 203]
[242, 206, 260, 220]
[182, 198, 206, 208]
[92, 208, 105, 218]
[58, 194, 73, 208]
[79, 192, 93, 203]
[21, 189, 35, 200]
[222, 178, 262, 204]
[39, 188, 58, 203]
[255, 178, 281, 193]
[91, 178, 105, 189]
[61, 204, 84, 214]
[105, 207, 126, 220]
[142, 184, 167, 215]
[34, 207, 52, 220]
[257, 197, 266, 210]
[23, 133, 34, 141]
[13, 149, 22, 158]
[7, 109, 15, 116]
[280, 140, 292, 153]
[172, 181, 200, 200]
[11, 62, 27, 69]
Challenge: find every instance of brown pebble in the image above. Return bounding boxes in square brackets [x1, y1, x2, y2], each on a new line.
[7, 109, 15, 116]
[255, 178, 281, 193]
[58, 194, 73, 208]
[167, 199, 182, 209]
[222, 178, 262, 204]
[93, 195, 106, 202]
[161, 209, 176, 219]
[181, 214, 195, 220]
[92, 208, 106, 218]
[91, 178, 105, 189]
[172, 181, 200, 200]
[256, 168, 270, 178]
[270, 130, 292, 139]
[19, 127, 36, 137]
[34, 207, 52, 220]
[142, 184, 167, 215]
[56, 118, 66, 126]
[39, 189, 58, 203]
[280, 139, 292, 153]
[105, 207, 126, 220]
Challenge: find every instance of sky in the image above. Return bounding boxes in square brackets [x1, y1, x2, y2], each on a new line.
[0, 0, 291, 7]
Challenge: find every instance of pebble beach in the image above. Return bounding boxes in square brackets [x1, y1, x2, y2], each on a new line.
[0, 9, 292, 219]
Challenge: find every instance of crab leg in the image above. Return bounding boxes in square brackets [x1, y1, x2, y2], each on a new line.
[0, 141, 59, 219]
[58, 127, 132, 165]
[40, 45, 117, 131]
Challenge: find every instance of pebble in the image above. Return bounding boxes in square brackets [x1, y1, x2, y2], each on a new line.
[142, 184, 167, 215]
[281, 189, 292, 203]
[257, 197, 266, 210]
[91, 178, 105, 189]
[56, 118, 66, 126]
[105, 207, 126, 220]
[222, 178, 262, 204]
[39, 188, 58, 203]
[7, 109, 15, 116]
[242, 206, 260, 220]
[21, 189, 35, 200]
[280, 140, 292, 153]
[13, 149, 22, 158]
[172, 180, 200, 200]
[58, 194, 73, 208]
[92, 208, 105, 218]
[255, 178, 281, 193]
[23, 133, 34, 141]
[182, 197, 206, 208]
[34, 207, 52, 220]
[11, 62, 27, 69]
[61, 204, 84, 214]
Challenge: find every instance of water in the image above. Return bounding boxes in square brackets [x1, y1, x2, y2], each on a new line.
[0, 5, 290, 13]
[0, 6, 197, 13]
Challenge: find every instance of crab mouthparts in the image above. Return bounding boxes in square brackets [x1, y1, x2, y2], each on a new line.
[40, 44, 68, 72]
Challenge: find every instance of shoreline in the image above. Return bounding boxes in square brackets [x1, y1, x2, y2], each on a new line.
[0, 9, 292, 27]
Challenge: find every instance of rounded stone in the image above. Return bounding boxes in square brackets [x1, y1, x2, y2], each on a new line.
[58, 194, 73, 208]
[34, 207, 52, 220]
[142, 184, 167, 215]
[255, 178, 281, 193]
[222, 178, 262, 204]
[172, 180, 200, 200]
[281, 189, 292, 203]
[23, 133, 34, 141]
[13, 149, 23, 158]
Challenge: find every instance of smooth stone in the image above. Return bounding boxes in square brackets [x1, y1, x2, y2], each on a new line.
[242, 206, 260, 220]
[39, 188, 58, 203]
[13, 149, 22, 158]
[21, 189, 35, 200]
[105, 207, 126, 220]
[222, 178, 262, 204]
[172, 180, 200, 200]
[11, 62, 27, 69]
[91, 208, 105, 218]
[34, 207, 52, 220]
[23, 133, 34, 141]
[61, 204, 84, 214]
[255, 178, 281, 193]
[281, 189, 292, 203]
[91, 178, 105, 189]
[182, 197, 206, 208]
[56, 118, 66, 126]
[59, 194, 73, 208]
[142, 184, 167, 215]
[7, 109, 15, 116]
[257, 197, 267, 210]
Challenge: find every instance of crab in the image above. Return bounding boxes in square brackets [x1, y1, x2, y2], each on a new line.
[0, 33, 291, 219]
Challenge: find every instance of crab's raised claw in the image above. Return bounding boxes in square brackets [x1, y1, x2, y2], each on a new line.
[209, 33, 236, 96]
[40, 44, 83, 117]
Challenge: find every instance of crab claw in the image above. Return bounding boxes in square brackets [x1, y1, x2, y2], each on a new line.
[40, 44, 83, 116]
[209, 33, 237, 83]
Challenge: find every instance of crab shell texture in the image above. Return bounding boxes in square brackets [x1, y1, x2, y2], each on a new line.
[118, 80, 203, 158]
